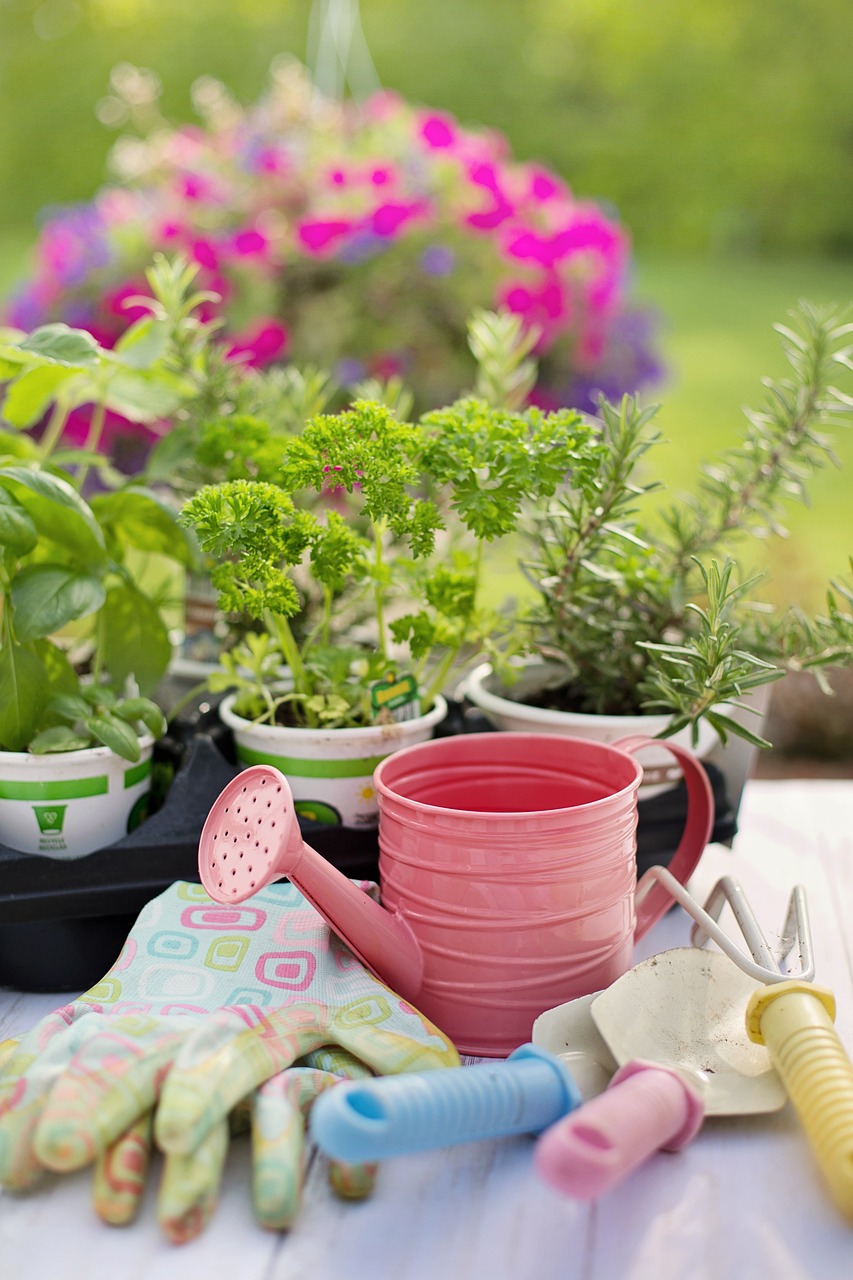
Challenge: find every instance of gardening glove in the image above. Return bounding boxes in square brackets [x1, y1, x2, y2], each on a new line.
[0, 879, 458, 1238]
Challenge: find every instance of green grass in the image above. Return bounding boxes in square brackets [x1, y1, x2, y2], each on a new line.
[634, 255, 853, 609]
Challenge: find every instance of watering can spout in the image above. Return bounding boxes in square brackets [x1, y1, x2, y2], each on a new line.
[197, 765, 425, 1003]
[286, 839, 426, 1002]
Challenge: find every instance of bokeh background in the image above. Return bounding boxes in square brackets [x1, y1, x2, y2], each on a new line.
[1, 0, 851, 759]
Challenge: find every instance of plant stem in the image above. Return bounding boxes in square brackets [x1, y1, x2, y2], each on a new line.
[372, 518, 388, 662]
[75, 398, 107, 491]
[39, 401, 69, 457]
[268, 612, 318, 727]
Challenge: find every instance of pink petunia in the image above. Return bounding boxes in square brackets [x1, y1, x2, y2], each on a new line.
[231, 228, 271, 260]
[103, 283, 152, 324]
[419, 112, 457, 150]
[370, 200, 427, 238]
[178, 173, 215, 202]
[190, 238, 220, 271]
[528, 168, 566, 204]
[254, 145, 288, 174]
[225, 319, 288, 367]
[298, 219, 354, 255]
[156, 220, 186, 245]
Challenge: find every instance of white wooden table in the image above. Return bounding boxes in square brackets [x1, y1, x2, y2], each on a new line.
[2, 778, 853, 1279]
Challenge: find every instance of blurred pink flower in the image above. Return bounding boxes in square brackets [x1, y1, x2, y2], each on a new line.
[419, 112, 457, 150]
[225, 319, 288, 367]
[298, 219, 354, 255]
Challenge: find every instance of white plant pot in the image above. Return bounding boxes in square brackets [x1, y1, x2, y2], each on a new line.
[0, 736, 155, 859]
[463, 662, 720, 799]
[220, 694, 448, 828]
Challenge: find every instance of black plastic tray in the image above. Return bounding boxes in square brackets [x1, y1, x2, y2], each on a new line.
[0, 700, 735, 993]
[0, 733, 382, 992]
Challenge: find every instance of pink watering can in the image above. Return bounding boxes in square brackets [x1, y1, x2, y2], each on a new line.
[197, 732, 714, 1055]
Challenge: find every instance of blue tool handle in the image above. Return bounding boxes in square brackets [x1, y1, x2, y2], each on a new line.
[309, 1043, 581, 1162]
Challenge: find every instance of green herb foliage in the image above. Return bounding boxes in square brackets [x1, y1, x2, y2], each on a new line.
[522, 302, 853, 745]
[181, 373, 598, 729]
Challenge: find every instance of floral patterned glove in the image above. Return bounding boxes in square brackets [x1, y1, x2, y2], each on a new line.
[0, 880, 459, 1240]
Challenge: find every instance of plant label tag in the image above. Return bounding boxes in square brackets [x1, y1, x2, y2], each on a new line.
[370, 671, 421, 723]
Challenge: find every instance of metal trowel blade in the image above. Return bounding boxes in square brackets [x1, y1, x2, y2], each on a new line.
[532, 991, 618, 1101]
[590, 948, 786, 1116]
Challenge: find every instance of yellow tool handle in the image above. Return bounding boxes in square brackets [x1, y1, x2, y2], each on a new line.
[746, 980, 853, 1220]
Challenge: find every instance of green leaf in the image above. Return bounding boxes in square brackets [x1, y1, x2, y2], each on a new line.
[0, 427, 41, 461]
[84, 714, 142, 762]
[112, 316, 170, 369]
[35, 638, 80, 698]
[29, 725, 92, 754]
[115, 697, 167, 737]
[11, 565, 106, 641]
[0, 466, 107, 566]
[1, 364, 78, 428]
[48, 693, 94, 723]
[90, 487, 194, 566]
[0, 640, 49, 751]
[99, 582, 172, 694]
[101, 366, 191, 423]
[144, 425, 198, 482]
[18, 324, 101, 366]
[0, 487, 37, 554]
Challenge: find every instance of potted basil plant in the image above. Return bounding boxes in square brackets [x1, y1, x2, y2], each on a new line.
[0, 319, 196, 857]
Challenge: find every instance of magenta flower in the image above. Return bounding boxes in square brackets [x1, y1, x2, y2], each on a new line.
[2, 59, 662, 468]
[225, 319, 288, 367]
[419, 112, 457, 150]
[298, 219, 355, 255]
[190, 238, 220, 271]
[230, 228, 271, 260]
[370, 200, 427, 238]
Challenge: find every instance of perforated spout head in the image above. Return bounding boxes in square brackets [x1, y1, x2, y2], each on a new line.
[197, 765, 425, 1001]
[198, 765, 305, 904]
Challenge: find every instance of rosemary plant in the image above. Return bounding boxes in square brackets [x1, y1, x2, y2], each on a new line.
[522, 302, 853, 746]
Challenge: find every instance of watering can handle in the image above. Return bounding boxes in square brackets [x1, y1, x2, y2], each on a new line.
[613, 735, 715, 942]
[535, 1059, 704, 1199]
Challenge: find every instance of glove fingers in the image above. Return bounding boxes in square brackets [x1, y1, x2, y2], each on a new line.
[252, 1067, 342, 1230]
[34, 1021, 184, 1172]
[92, 1111, 153, 1226]
[328, 1012, 459, 1079]
[0, 1096, 51, 1190]
[0, 1020, 101, 1188]
[328, 1157, 379, 1201]
[157, 1118, 230, 1245]
[0, 1039, 19, 1072]
[156, 1005, 332, 1156]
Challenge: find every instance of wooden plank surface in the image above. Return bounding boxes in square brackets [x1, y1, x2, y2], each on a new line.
[2, 779, 852, 1279]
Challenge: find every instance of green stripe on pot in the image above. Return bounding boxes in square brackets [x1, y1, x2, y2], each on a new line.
[124, 760, 152, 789]
[0, 775, 109, 800]
[236, 745, 387, 779]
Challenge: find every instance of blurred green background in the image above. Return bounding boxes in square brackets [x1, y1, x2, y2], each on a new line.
[1, 0, 851, 607]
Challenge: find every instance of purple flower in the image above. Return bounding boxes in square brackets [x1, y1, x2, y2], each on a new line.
[420, 245, 456, 277]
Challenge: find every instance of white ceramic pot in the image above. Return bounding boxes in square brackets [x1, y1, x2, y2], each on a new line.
[220, 694, 448, 828]
[464, 662, 720, 799]
[0, 736, 155, 859]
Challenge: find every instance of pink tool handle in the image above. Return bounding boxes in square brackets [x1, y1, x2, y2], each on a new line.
[614, 735, 715, 940]
[534, 1059, 704, 1199]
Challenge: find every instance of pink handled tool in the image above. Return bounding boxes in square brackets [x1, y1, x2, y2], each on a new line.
[532, 874, 819, 1199]
[535, 1059, 703, 1198]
